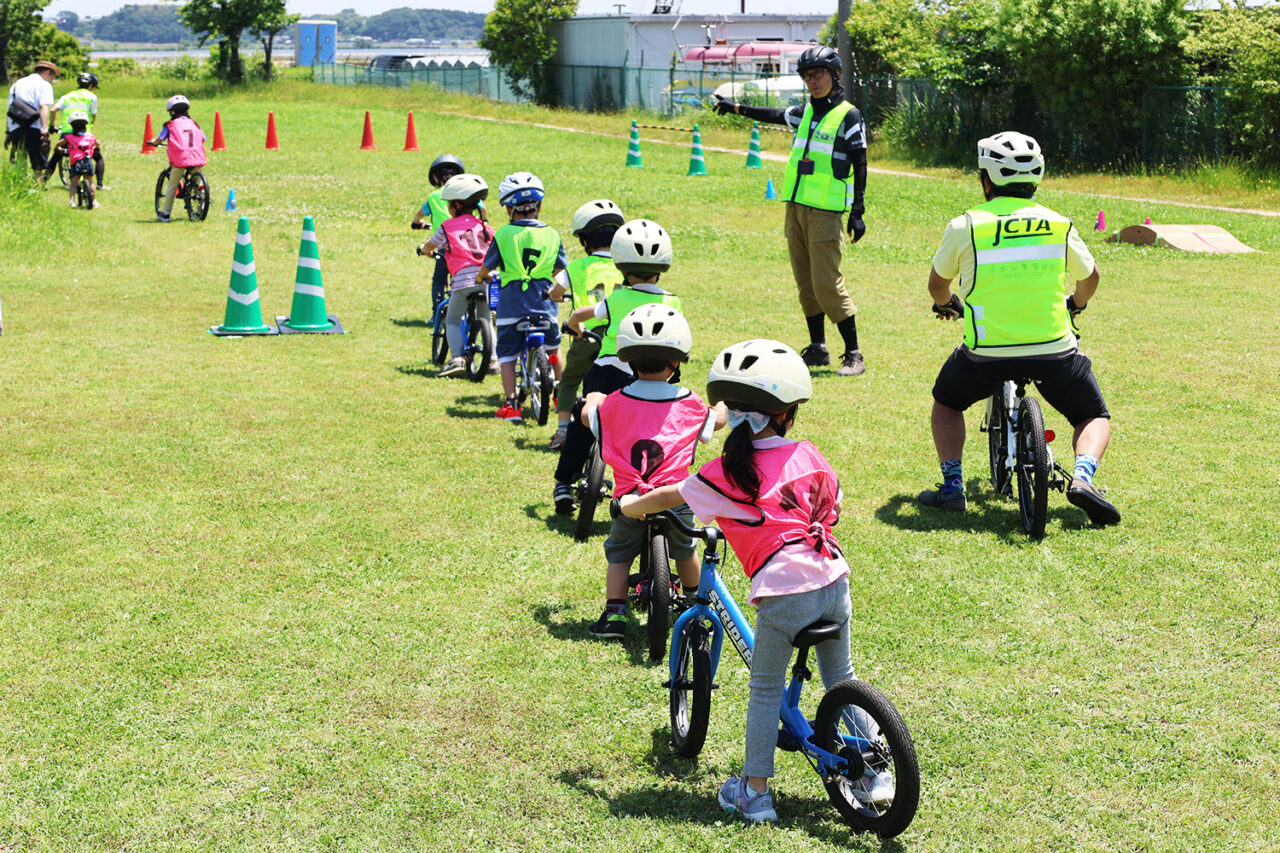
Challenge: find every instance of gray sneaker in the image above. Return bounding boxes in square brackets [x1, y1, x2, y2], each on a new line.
[918, 484, 967, 512]
[800, 343, 830, 367]
[1066, 478, 1120, 526]
[437, 357, 465, 377]
[718, 776, 777, 823]
[837, 349, 866, 376]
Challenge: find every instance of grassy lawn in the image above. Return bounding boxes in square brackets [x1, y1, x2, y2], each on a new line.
[1, 79, 1277, 851]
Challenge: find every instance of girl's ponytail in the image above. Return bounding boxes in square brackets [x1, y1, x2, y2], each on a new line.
[721, 421, 760, 500]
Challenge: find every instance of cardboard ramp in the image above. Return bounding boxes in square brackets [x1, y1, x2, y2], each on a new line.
[1107, 224, 1257, 254]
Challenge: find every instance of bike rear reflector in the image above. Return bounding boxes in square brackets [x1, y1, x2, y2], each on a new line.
[1045, 429, 1056, 442]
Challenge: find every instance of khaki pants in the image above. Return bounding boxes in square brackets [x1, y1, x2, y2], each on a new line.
[556, 334, 600, 414]
[784, 203, 855, 322]
[162, 166, 196, 215]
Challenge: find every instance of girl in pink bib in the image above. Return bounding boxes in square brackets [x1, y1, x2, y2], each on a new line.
[148, 95, 206, 222]
[622, 339, 891, 823]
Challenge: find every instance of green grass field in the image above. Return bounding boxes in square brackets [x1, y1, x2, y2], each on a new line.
[2, 80, 1278, 851]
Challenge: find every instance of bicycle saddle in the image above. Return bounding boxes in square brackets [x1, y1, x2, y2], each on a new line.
[792, 620, 842, 649]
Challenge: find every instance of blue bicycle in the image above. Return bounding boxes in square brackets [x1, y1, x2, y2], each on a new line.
[429, 288, 494, 381]
[619, 502, 920, 838]
[512, 314, 556, 426]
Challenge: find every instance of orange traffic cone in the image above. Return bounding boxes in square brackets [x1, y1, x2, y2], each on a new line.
[265, 111, 279, 150]
[404, 111, 419, 152]
[212, 111, 226, 151]
[141, 113, 157, 154]
[360, 110, 376, 150]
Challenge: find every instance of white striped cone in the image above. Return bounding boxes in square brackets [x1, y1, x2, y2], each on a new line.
[281, 215, 335, 331]
[213, 216, 273, 334]
[688, 124, 707, 176]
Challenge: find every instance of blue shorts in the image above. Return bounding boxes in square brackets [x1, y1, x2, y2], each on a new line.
[496, 314, 561, 362]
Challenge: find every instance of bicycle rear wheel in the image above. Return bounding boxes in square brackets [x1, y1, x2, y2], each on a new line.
[986, 394, 1011, 498]
[574, 443, 606, 542]
[430, 303, 449, 365]
[535, 350, 553, 426]
[815, 679, 920, 839]
[463, 303, 493, 381]
[1016, 396, 1050, 538]
[57, 155, 68, 188]
[75, 180, 92, 209]
[646, 531, 672, 662]
[184, 170, 210, 221]
[670, 623, 712, 758]
[154, 168, 169, 217]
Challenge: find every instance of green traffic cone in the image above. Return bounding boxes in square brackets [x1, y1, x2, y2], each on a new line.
[211, 216, 276, 336]
[626, 120, 643, 167]
[746, 122, 764, 169]
[688, 124, 707, 176]
[278, 216, 343, 333]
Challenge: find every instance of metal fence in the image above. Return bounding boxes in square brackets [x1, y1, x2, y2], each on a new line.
[311, 63, 1232, 169]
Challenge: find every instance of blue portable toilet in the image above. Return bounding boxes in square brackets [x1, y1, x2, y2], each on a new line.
[295, 20, 337, 66]
[316, 21, 337, 63]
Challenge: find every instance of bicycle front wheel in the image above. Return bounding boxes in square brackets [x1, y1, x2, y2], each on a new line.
[57, 155, 68, 188]
[986, 395, 1011, 498]
[154, 168, 169, 217]
[76, 180, 92, 209]
[814, 679, 920, 839]
[464, 307, 493, 382]
[184, 170, 210, 221]
[1016, 396, 1050, 539]
[670, 624, 712, 758]
[646, 532, 671, 662]
[535, 350, 553, 426]
[430, 305, 449, 365]
[574, 443, 606, 542]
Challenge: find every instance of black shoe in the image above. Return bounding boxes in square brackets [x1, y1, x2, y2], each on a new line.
[836, 349, 866, 376]
[1066, 478, 1120, 526]
[918, 484, 967, 512]
[800, 343, 830, 367]
[589, 609, 626, 640]
[553, 483, 575, 515]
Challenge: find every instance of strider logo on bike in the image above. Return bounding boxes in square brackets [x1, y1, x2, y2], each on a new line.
[991, 215, 1054, 246]
[709, 589, 752, 668]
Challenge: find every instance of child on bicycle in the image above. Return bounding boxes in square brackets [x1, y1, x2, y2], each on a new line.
[416, 173, 495, 377]
[545, 199, 625, 450]
[474, 172, 565, 424]
[620, 340, 894, 823]
[553, 219, 681, 515]
[411, 154, 466, 324]
[55, 110, 98, 209]
[583, 305, 725, 639]
[148, 95, 205, 223]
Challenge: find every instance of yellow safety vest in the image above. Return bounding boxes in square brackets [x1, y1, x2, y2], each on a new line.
[963, 197, 1074, 357]
[782, 100, 853, 212]
[566, 255, 622, 331]
[599, 286, 682, 358]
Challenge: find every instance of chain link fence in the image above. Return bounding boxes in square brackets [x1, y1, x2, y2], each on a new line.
[311, 63, 1231, 170]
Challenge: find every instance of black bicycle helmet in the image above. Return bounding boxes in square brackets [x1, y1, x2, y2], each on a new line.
[429, 154, 465, 187]
[796, 45, 841, 78]
[78, 72, 99, 88]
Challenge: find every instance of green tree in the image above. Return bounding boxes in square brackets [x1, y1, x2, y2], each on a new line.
[175, 0, 272, 83]
[250, 0, 297, 81]
[1, 0, 44, 85]
[94, 5, 191, 44]
[53, 10, 76, 32]
[479, 0, 576, 105]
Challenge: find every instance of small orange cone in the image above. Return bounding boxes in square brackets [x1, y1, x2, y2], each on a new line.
[212, 111, 226, 151]
[360, 110, 376, 150]
[141, 113, 157, 154]
[403, 111, 419, 152]
[265, 111, 279, 150]
[1094, 209, 1106, 232]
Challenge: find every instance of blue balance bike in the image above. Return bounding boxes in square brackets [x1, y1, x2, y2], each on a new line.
[615, 502, 920, 838]
[511, 314, 556, 426]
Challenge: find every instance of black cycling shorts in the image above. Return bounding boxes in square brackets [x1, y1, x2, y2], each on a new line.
[932, 347, 1110, 426]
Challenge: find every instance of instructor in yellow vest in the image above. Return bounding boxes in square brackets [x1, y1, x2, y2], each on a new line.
[714, 46, 869, 376]
[919, 131, 1119, 526]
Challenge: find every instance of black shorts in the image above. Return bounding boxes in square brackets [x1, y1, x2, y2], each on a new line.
[932, 347, 1110, 426]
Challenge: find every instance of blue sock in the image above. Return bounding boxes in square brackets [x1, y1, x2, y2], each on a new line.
[1073, 454, 1099, 484]
[941, 459, 963, 494]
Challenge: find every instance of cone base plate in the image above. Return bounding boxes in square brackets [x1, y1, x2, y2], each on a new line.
[210, 324, 279, 337]
[276, 314, 345, 334]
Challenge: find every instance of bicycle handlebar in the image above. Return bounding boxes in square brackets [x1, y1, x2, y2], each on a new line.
[562, 322, 601, 346]
[609, 497, 720, 545]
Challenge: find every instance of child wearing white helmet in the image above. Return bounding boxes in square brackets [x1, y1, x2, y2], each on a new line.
[147, 95, 206, 222]
[475, 171, 567, 423]
[621, 340, 893, 823]
[412, 153, 468, 324]
[582, 305, 726, 639]
[544, 199, 626, 449]
[553, 218, 682, 514]
[416, 173, 496, 376]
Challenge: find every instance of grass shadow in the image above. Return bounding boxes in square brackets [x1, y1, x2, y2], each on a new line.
[529, 599, 652, 667]
[395, 363, 436, 378]
[877, 483, 1098, 542]
[445, 394, 502, 420]
[389, 317, 430, 328]
[513, 435, 559, 454]
[521, 501, 611, 541]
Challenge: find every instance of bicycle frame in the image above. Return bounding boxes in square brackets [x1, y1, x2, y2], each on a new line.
[986, 380, 1066, 486]
[667, 519, 873, 780]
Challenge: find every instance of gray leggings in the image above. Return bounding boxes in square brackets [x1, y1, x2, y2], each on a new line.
[744, 577, 861, 779]
[445, 284, 493, 358]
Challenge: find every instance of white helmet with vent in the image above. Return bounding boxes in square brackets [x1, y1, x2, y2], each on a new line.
[977, 131, 1045, 186]
[165, 94, 190, 112]
[441, 173, 489, 204]
[571, 199, 624, 236]
[706, 340, 812, 413]
[616, 304, 691, 364]
[610, 219, 673, 276]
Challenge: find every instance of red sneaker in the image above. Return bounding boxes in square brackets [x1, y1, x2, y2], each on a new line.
[495, 403, 524, 424]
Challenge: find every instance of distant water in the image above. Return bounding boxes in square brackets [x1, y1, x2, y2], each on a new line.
[91, 47, 486, 61]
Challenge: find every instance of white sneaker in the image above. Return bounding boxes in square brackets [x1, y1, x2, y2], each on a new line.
[853, 769, 895, 808]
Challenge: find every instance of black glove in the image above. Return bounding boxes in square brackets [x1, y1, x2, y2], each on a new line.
[713, 96, 738, 116]
[1065, 294, 1086, 317]
[932, 294, 964, 320]
[410, 221, 426, 230]
[415, 244, 427, 256]
[847, 214, 866, 243]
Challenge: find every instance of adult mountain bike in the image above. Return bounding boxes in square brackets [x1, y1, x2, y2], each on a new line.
[613, 501, 920, 838]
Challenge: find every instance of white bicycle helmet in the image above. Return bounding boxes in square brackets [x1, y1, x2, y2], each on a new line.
[571, 199, 624, 237]
[441, 173, 489, 205]
[165, 94, 190, 112]
[706, 340, 812, 413]
[65, 110, 90, 126]
[615, 304, 692, 364]
[977, 131, 1044, 186]
[498, 171, 545, 207]
[611, 219, 673, 276]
